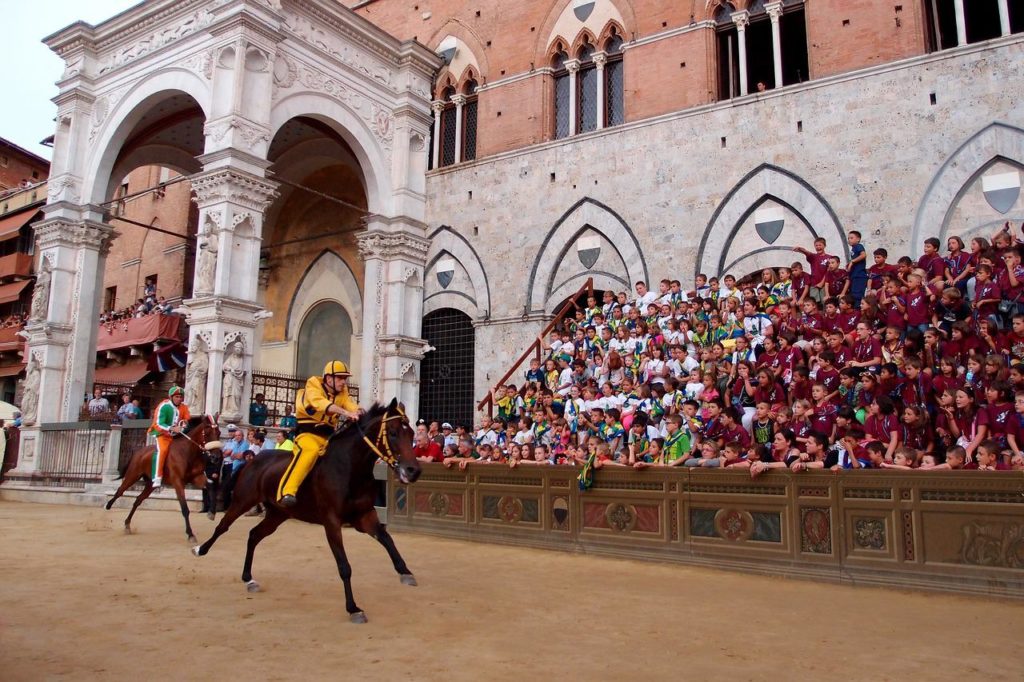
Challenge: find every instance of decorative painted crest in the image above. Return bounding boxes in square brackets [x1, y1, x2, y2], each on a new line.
[754, 206, 785, 244]
[573, 0, 596, 21]
[982, 170, 1021, 214]
[576, 235, 601, 269]
[436, 258, 455, 289]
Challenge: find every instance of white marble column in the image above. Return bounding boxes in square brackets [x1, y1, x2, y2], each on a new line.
[357, 219, 431, 416]
[565, 59, 581, 136]
[997, 0, 1011, 36]
[185, 160, 278, 421]
[594, 51, 607, 130]
[451, 94, 467, 165]
[732, 11, 750, 96]
[23, 210, 115, 424]
[766, 2, 784, 88]
[954, 0, 967, 46]
[430, 100, 444, 168]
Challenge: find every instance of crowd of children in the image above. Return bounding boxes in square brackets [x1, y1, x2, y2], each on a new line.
[433, 223, 1024, 480]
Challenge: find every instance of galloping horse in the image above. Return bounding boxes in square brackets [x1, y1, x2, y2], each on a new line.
[192, 399, 421, 623]
[106, 416, 223, 544]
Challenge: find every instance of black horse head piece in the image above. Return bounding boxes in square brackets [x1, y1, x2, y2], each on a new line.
[359, 398, 420, 484]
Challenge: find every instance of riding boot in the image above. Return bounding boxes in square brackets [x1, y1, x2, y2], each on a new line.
[276, 433, 325, 502]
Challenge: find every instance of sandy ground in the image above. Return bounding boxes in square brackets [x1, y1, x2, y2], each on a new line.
[0, 501, 1020, 682]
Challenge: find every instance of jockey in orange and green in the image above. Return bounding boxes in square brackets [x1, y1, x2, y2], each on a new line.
[148, 386, 190, 489]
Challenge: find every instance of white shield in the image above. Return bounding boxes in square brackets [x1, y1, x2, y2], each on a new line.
[436, 258, 455, 289]
[577, 235, 601, 269]
[754, 206, 785, 244]
[573, 0, 595, 21]
[982, 171, 1021, 214]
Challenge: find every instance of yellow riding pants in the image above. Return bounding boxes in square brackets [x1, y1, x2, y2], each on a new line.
[276, 432, 327, 501]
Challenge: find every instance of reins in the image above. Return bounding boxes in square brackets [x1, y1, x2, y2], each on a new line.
[350, 406, 408, 469]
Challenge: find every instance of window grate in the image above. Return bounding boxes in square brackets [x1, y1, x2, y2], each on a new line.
[419, 309, 476, 429]
[463, 98, 478, 162]
[605, 58, 625, 127]
[554, 73, 570, 139]
[579, 65, 598, 133]
[440, 105, 457, 166]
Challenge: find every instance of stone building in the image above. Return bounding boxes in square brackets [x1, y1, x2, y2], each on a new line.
[0, 138, 49, 192]
[11, 0, 1024, 457]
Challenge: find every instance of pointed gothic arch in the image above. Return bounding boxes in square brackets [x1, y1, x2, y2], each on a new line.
[696, 164, 848, 278]
[285, 250, 363, 343]
[424, 226, 491, 319]
[912, 122, 1024, 255]
[526, 197, 648, 313]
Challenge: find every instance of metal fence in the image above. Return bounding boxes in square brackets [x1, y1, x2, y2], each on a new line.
[250, 369, 358, 426]
[33, 422, 108, 488]
[118, 419, 152, 474]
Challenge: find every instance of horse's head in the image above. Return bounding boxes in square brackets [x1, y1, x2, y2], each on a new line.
[362, 398, 420, 485]
[185, 415, 225, 462]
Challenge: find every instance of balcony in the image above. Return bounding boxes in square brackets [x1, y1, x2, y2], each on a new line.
[96, 313, 185, 353]
[0, 253, 32, 279]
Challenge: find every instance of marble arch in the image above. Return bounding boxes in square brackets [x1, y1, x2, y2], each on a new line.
[423, 226, 491, 320]
[526, 197, 649, 314]
[696, 164, 848, 279]
[912, 122, 1024, 255]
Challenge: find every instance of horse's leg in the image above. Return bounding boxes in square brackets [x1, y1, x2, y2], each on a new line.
[193, 471, 256, 557]
[123, 480, 155, 534]
[355, 508, 416, 586]
[172, 480, 196, 545]
[240, 508, 287, 593]
[323, 517, 365, 623]
[105, 472, 138, 511]
[106, 452, 149, 510]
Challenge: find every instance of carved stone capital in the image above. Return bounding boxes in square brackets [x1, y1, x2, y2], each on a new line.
[765, 2, 784, 21]
[450, 94, 468, 107]
[190, 168, 279, 212]
[593, 51, 608, 68]
[731, 10, 750, 30]
[356, 230, 430, 263]
[564, 58, 582, 74]
[431, 100, 447, 113]
[34, 218, 116, 252]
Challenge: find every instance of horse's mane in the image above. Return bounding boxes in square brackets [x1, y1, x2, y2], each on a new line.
[328, 403, 391, 443]
[183, 416, 209, 435]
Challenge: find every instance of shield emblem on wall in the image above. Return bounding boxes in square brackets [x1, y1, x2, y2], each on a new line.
[436, 258, 455, 289]
[982, 171, 1021, 214]
[573, 0, 595, 21]
[754, 206, 785, 244]
[577, 236, 601, 269]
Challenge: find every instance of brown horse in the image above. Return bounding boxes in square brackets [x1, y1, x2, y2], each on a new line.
[192, 399, 421, 623]
[106, 416, 223, 544]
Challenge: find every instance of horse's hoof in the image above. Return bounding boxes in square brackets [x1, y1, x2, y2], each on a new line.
[191, 546, 202, 557]
[246, 580, 261, 593]
[206, 512, 215, 521]
[188, 535, 198, 546]
[349, 611, 368, 624]
[400, 574, 418, 587]
[123, 526, 132, 535]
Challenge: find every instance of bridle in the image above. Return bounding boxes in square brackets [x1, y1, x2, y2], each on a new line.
[359, 406, 408, 469]
[176, 415, 221, 454]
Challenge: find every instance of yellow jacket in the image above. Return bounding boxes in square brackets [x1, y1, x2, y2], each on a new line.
[295, 376, 359, 434]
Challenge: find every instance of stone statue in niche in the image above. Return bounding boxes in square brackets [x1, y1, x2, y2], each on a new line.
[29, 258, 52, 322]
[184, 338, 209, 414]
[195, 235, 218, 295]
[221, 340, 246, 418]
[21, 353, 41, 426]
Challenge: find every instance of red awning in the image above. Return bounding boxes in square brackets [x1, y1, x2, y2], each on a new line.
[0, 279, 31, 305]
[96, 314, 183, 352]
[94, 360, 151, 385]
[0, 363, 24, 377]
[0, 209, 38, 242]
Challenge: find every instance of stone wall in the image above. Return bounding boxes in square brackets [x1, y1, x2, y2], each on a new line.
[422, 38, 1024, 411]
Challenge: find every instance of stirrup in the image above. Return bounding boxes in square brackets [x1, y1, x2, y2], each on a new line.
[280, 494, 297, 508]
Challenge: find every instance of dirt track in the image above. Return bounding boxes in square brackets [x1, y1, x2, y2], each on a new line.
[0, 501, 1019, 681]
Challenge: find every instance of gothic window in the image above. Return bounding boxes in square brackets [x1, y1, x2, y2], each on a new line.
[463, 80, 479, 162]
[716, 0, 808, 99]
[577, 43, 598, 134]
[604, 33, 625, 127]
[419, 309, 476, 428]
[716, 3, 741, 100]
[440, 86, 457, 167]
[552, 50, 571, 139]
[925, 0, 1018, 52]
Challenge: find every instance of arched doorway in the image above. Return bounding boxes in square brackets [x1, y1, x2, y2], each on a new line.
[419, 309, 475, 428]
[296, 302, 353, 379]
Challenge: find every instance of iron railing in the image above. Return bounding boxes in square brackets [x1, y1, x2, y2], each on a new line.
[32, 422, 108, 488]
[117, 419, 152, 474]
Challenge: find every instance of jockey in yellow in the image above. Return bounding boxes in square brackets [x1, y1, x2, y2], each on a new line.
[148, 386, 190, 490]
[277, 360, 361, 507]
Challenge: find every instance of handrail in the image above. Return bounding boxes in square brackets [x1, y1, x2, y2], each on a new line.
[477, 277, 593, 416]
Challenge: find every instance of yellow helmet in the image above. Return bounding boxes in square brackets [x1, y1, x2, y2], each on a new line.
[323, 360, 351, 377]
